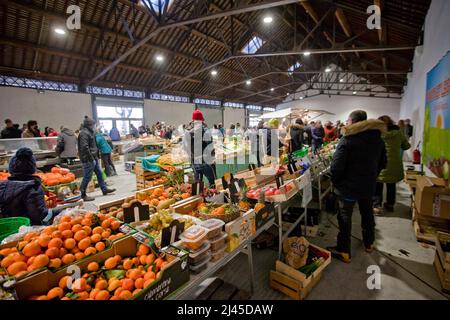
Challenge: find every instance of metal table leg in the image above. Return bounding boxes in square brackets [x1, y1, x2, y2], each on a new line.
[277, 203, 283, 260]
[246, 242, 255, 294]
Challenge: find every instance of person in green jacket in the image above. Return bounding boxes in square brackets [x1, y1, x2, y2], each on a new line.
[374, 115, 411, 213]
[95, 131, 117, 177]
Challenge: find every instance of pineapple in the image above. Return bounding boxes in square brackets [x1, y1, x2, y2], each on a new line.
[238, 186, 251, 212]
[254, 191, 266, 213]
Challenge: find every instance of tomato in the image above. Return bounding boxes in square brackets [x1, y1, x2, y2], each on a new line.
[274, 190, 281, 195]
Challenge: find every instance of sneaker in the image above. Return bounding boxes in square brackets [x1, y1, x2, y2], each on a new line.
[383, 203, 394, 212]
[102, 188, 116, 196]
[326, 246, 352, 263]
[82, 195, 95, 202]
[365, 244, 375, 253]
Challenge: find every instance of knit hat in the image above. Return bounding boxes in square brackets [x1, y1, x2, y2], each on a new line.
[192, 109, 204, 121]
[83, 116, 96, 129]
[9, 147, 36, 176]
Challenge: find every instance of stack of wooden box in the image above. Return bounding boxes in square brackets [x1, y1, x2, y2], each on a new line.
[434, 232, 450, 293]
[134, 159, 162, 190]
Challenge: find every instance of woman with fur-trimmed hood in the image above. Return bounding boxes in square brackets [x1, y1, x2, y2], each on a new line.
[328, 110, 387, 264]
[285, 118, 305, 153]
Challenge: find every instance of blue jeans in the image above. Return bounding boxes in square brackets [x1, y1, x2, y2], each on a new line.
[80, 159, 107, 196]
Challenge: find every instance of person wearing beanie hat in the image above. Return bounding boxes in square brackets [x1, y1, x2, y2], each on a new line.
[78, 116, 115, 201]
[192, 109, 205, 122]
[0, 148, 65, 225]
[183, 109, 216, 187]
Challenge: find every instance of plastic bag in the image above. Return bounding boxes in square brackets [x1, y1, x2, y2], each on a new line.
[1, 225, 46, 245]
[52, 207, 91, 225]
[283, 236, 309, 269]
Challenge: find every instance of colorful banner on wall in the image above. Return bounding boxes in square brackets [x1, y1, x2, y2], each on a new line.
[423, 51, 450, 182]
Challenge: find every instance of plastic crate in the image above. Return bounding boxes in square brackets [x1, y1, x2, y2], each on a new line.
[0, 217, 30, 242]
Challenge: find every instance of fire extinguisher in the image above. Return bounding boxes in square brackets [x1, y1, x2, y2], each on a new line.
[413, 141, 421, 164]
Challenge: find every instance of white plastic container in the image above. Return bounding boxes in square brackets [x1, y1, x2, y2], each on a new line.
[188, 241, 211, 265]
[210, 245, 226, 262]
[209, 232, 227, 252]
[179, 225, 208, 251]
[189, 252, 211, 273]
[200, 218, 225, 239]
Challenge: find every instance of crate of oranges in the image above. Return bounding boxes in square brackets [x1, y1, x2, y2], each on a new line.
[11, 235, 189, 300]
[0, 211, 125, 280]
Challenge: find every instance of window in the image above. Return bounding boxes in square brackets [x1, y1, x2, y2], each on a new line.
[150, 93, 190, 103]
[86, 86, 143, 98]
[224, 102, 244, 109]
[246, 105, 262, 111]
[194, 98, 221, 107]
[263, 107, 276, 112]
[142, 0, 173, 14]
[242, 36, 265, 54]
[249, 114, 261, 128]
[288, 62, 302, 75]
[0, 75, 78, 92]
[95, 97, 144, 135]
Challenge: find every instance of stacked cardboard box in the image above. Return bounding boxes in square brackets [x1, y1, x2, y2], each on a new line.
[413, 177, 450, 243]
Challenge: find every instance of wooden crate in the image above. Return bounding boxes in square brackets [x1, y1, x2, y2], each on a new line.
[269, 244, 331, 300]
[434, 232, 450, 292]
[404, 170, 423, 188]
[413, 208, 450, 244]
[434, 253, 450, 293]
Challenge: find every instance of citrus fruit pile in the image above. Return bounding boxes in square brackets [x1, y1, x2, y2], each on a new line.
[30, 244, 170, 300]
[0, 212, 124, 278]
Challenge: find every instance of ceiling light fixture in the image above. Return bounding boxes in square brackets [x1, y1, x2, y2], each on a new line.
[156, 55, 164, 62]
[211, 70, 218, 76]
[270, 88, 274, 92]
[246, 80, 251, 85]
[54, 27, 66, 35]
[303, 51, 311, 57]
[340, 79, 344, 83]
[353, 91, 357, 95]
[300, 96, 304, 100]
[286, 93, 290, 96]
[325, 68, 332, 73]
[263, 16, 273, 24]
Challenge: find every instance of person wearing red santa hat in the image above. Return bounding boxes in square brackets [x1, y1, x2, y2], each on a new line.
[184, 109, 216, 187]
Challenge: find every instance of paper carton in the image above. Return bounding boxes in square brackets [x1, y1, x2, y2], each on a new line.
[415, 177, 450, 220]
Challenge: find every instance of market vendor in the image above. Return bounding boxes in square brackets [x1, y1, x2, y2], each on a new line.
[0, 148, 63, 225]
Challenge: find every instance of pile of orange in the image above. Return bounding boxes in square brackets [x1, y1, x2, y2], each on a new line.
[136, 186, 190, 206]
[35, 167, 76, 186]
[29, 244, 169, 300]
[0, 212, 124, 278]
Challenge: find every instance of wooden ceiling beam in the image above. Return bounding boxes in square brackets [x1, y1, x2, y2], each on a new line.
[1, 0, 274, 89]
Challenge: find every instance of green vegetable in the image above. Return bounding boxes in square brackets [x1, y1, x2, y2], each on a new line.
[298, 258, 324, 277]
[104, 269, 126, 280]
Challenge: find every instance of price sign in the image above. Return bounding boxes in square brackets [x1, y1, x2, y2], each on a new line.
[123, 202, 150, 224]
[161, 220, 185, 248]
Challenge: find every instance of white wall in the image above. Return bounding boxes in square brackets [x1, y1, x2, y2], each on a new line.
[144, 99, 194, 126]
[223, 108, 246, 128]
[277, 94, 401, 123]
[0, 86, 92, 131]
[399, 0, 450, 149]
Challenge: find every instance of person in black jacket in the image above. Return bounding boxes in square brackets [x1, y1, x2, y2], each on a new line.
[78, 116, 115, 201]
[286, 118, 305, 153]
[183, 110, 217, 187]
[0, 148, 64, 225]
[327, 110, 387, 263]
[1, 119, 22, 139]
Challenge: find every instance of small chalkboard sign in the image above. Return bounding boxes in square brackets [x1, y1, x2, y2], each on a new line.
[228, 178, 247, 204]
[248, 163, 257, 171]
[191, 180, 204, 196]
[275, 175, 284, 189]
[287, 157, 298, 174]
[123, 201, 150, 224]
[221, 172, 234, 190]
[160, 220, 185, 248]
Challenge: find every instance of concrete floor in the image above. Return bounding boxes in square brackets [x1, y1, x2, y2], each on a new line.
[86, 159, 449, 300]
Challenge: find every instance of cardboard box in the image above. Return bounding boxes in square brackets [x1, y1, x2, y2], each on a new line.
[415, 177, 450, 220]
[13, 235, 189, 300]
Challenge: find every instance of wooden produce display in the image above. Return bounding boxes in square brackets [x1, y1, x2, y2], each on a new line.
[434, 232, 450, 293]
[269, 244, 331, 300]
